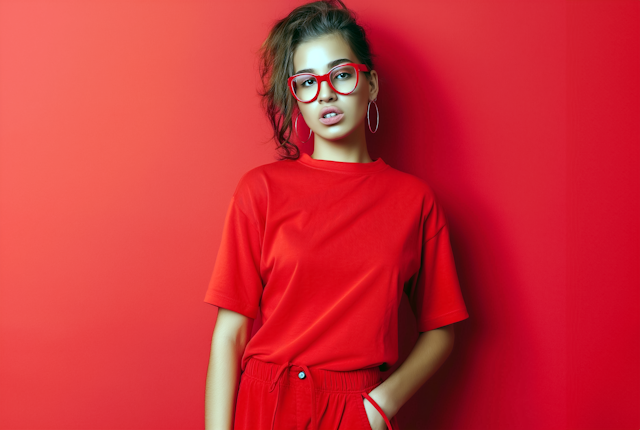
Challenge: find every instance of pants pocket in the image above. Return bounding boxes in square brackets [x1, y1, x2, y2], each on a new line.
[358, 388, 394, 430]
[357, 391, 373, 430]
[234, 374, 278, 430]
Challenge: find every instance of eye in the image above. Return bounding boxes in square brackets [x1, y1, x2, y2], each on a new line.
[331, 66, 354, 80]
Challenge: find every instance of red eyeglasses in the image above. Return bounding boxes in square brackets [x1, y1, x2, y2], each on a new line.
[288, 62, 370, 103]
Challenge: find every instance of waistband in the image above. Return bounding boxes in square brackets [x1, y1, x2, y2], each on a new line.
[242, 356, 393, 430]
[243, 356, 382, 391]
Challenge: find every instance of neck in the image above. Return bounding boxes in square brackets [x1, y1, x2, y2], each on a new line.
[311, 123, 372, 163]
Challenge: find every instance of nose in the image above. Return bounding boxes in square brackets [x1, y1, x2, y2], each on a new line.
[317, 79, 337, 103]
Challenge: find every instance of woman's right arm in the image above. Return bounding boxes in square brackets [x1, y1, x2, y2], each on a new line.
[205, 307, 254, 430]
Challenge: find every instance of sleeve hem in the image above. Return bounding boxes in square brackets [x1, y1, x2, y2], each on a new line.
[204, 291, 258, 320]
[418, 308, 469, 332]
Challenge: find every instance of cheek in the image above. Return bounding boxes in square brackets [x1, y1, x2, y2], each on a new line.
[298, 104, 313, 121]
[354, 83, 371, 114]
[351, 95, 370, 122]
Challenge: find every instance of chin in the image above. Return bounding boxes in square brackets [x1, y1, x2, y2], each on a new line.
[323, 128, 356, 141]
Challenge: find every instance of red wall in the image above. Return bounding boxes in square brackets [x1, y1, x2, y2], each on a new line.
[0, 1, 637, 429]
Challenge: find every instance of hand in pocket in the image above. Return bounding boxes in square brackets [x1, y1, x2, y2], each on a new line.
[362, 391, 392, 430]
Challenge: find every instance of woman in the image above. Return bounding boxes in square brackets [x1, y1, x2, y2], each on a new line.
[204, 1, 470, 429]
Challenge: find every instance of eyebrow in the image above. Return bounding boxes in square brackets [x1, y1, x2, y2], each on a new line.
[294, 58, 353, 75]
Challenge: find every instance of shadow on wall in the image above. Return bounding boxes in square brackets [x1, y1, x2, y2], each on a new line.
[367, 20, 537, 430]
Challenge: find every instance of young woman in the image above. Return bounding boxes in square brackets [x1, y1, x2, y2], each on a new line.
[204, 1, 470, 429]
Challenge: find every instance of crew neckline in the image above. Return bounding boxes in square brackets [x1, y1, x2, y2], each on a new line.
[296, 152, 388, 174]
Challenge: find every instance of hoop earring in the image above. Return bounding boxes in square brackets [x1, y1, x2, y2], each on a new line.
[367, 98, 379, 133]
[295, 112, 313, 143]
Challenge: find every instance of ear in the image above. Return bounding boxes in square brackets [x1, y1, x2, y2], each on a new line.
[367, 70, 379, 102]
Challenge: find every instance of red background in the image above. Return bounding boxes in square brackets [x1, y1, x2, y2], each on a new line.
[0, 1, 638, 429]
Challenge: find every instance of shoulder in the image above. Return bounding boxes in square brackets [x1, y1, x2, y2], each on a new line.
[233, 157, 293, 196]
[383, 165, 439, 208]
[231, 157, 297, 215]
[382, 166, 450, 232]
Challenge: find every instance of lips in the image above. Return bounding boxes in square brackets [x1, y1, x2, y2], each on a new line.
[319, 106, 344, 119]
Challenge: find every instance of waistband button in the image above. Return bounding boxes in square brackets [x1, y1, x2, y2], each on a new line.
[298, 371, 306, 379]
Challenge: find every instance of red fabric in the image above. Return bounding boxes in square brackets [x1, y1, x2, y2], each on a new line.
[205, 153, 469, 372]
[234, 356, 399, 430]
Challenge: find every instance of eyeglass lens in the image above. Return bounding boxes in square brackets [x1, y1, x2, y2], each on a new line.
[291, 65, 358, 102]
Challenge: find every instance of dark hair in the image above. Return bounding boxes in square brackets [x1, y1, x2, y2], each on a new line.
[256, 0, 376, 160]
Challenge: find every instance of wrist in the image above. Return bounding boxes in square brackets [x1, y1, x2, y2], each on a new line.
[369, 384, 399, 418]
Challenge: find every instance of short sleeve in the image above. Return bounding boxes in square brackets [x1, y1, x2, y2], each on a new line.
[204, 193, 264, 319]
[404, 197, 469, 332]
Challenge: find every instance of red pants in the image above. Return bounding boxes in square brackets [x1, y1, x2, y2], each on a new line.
[234, 356, 400, 430]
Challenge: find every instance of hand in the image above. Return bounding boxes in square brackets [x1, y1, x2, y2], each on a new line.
[363, 394, 391, 430]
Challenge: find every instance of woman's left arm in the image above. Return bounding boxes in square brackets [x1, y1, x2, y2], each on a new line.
[368, 324, 456, 419]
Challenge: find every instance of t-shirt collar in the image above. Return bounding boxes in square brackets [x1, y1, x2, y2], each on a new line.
[296, 152, 388, 173]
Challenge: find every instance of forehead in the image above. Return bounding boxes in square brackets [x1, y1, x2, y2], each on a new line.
[293, 33, 356, 74]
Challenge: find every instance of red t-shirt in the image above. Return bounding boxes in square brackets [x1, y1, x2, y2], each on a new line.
[204, 152, 469, 372]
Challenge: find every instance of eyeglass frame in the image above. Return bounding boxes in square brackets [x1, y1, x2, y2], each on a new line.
[287, 62, 370, 103]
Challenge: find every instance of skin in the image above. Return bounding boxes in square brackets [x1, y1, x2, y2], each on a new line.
[292, 32, 379, 163]
[205, 32, 458, 430]
[369, 325, 456, 429]
[205, 308, 253, 430]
